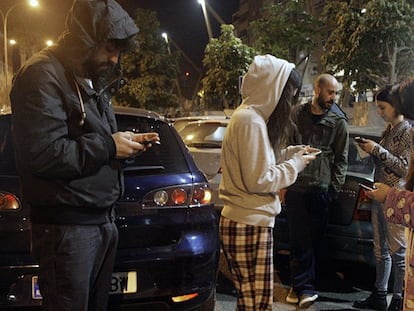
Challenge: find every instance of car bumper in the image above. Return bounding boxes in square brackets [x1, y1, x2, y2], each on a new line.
[109, 247, 218, 310]
[0, 261, 41, 309]
[0, 225, 219, 310]
[0, 247, 219, 310]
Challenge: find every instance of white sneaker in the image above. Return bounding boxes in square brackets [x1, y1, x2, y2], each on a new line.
[299, 293, 318, 308]
[286, 288, 299, 304]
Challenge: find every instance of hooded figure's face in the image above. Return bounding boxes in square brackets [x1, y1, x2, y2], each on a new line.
[56, 0, 139, 81]
[84, 41, 120, 81]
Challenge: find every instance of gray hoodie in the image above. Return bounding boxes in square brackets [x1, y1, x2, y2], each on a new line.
[219, 55, 306, 227]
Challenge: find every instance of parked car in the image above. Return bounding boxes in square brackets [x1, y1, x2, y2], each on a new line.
[178, 119, 230, 211]
[172, 110, 233, 133]
[172, 116, 227, 133]
[274, 125, 384, 266]
[0, 106, 220, 310]
[178, 116, 382, 266]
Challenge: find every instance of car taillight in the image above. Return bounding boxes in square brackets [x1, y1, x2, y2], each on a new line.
[0, 192, 21, 211]
[171, 188, 187, 204]
[153, 190, 169, 206]
[193, 186, 212, 204]
[142, 183, 212, 209]
[353, 188, 372, 221]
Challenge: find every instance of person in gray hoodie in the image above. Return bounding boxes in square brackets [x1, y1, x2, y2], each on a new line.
[10, 1, 158, 310]
[219, 54, 317, 310]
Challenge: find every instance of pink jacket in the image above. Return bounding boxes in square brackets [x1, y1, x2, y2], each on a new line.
[384, 188, 414, 310]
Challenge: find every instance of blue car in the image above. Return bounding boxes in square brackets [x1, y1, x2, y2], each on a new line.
[0, 106, 219, 310]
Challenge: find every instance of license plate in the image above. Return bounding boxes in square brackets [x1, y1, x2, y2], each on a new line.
[31, 276, 42, 300]
[110, 271, 137, 294]
[31, 271, 137, 299]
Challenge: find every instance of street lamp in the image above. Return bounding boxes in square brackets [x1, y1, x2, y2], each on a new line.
[197, 0, 213, 40]
[198, 0, 225, 25]
[163, 32, 203, 101]
[0, 0, 39, 84]
[162, 32, 182, 99]
[161, 32, 171, 54]
[162, 32, 202, 101]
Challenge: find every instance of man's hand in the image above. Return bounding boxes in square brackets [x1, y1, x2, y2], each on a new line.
[112, 131, 159, 159]
[130, 132, 160, 146]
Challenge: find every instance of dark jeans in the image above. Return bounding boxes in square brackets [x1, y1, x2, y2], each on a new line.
[285, 189, 330, 295]
[31, 221, 118, 311]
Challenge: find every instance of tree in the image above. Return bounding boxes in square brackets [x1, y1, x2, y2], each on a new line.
[249, 0, 319, 64]
[321, 0, 414, 90]
[116, 8, 180, 112]
[201, 24, 257, 110]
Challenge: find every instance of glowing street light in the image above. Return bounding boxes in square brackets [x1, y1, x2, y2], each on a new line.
[197, 0, 226, 41]
[161, 32, 171, 54]
[197, 0, 213, 40]
[161, 32, 181, 98]
[198, 0, 225, 25]
[1, 0, 39, 84]
[45, 40, 54, 47]
[162, 32, 202, 100]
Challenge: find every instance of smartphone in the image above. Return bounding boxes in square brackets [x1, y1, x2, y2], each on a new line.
[143, 140, 160, 145]
[358, 183, 375, 191]
[354, 136, 366, 143]
[304, 149, 322, 156]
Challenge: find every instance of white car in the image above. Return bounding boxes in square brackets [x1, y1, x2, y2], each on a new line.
[178, 119, 230, 210]
[172, 110, 234, 132]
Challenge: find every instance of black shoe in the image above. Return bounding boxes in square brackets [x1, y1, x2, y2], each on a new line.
[353, 290, 387, 311]
[388, 296, 403, 311]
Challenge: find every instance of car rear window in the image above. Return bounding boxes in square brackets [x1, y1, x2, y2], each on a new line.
[179, 122, 227, 148]
[115, 114, 188, 174]
[0, 114, 188, 176]
[0, 115, 17, 175]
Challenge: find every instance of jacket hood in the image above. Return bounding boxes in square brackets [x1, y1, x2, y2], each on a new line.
[55, 0, 139, 70]
[240, 55, 295, 120]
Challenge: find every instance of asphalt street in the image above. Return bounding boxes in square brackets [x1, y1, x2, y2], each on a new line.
[214, 253, 382, 311]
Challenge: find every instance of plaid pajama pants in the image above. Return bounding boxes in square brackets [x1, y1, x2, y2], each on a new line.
[219, 216, 274, 311]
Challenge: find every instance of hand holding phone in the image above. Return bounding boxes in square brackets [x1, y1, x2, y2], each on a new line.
[354, 136, 366, 143]
[303, 148, 322, 156]
[304, 150, 322, 156]
[359, 183, 376, 191]
[143, 140, 161, 146]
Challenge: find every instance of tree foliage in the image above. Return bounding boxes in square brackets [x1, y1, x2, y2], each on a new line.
[116, 8, 180, 111]
[201, 24, 257, 110]
[321, 0, 414, 90]
[250, 0, 319, 63]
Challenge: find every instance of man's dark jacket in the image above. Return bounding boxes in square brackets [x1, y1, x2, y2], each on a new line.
[10, 0, 138, 225]
[289, 102, 349, 193]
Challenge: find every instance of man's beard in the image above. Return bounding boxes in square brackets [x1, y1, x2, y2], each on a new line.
[84, 59, 118, 91]
[317, 96, 334, 111]
[85, 59, 117, 81]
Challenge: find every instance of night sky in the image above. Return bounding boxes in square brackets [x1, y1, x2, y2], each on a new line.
[118, 0, 240, 67]
[2, 0, 239, 69]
